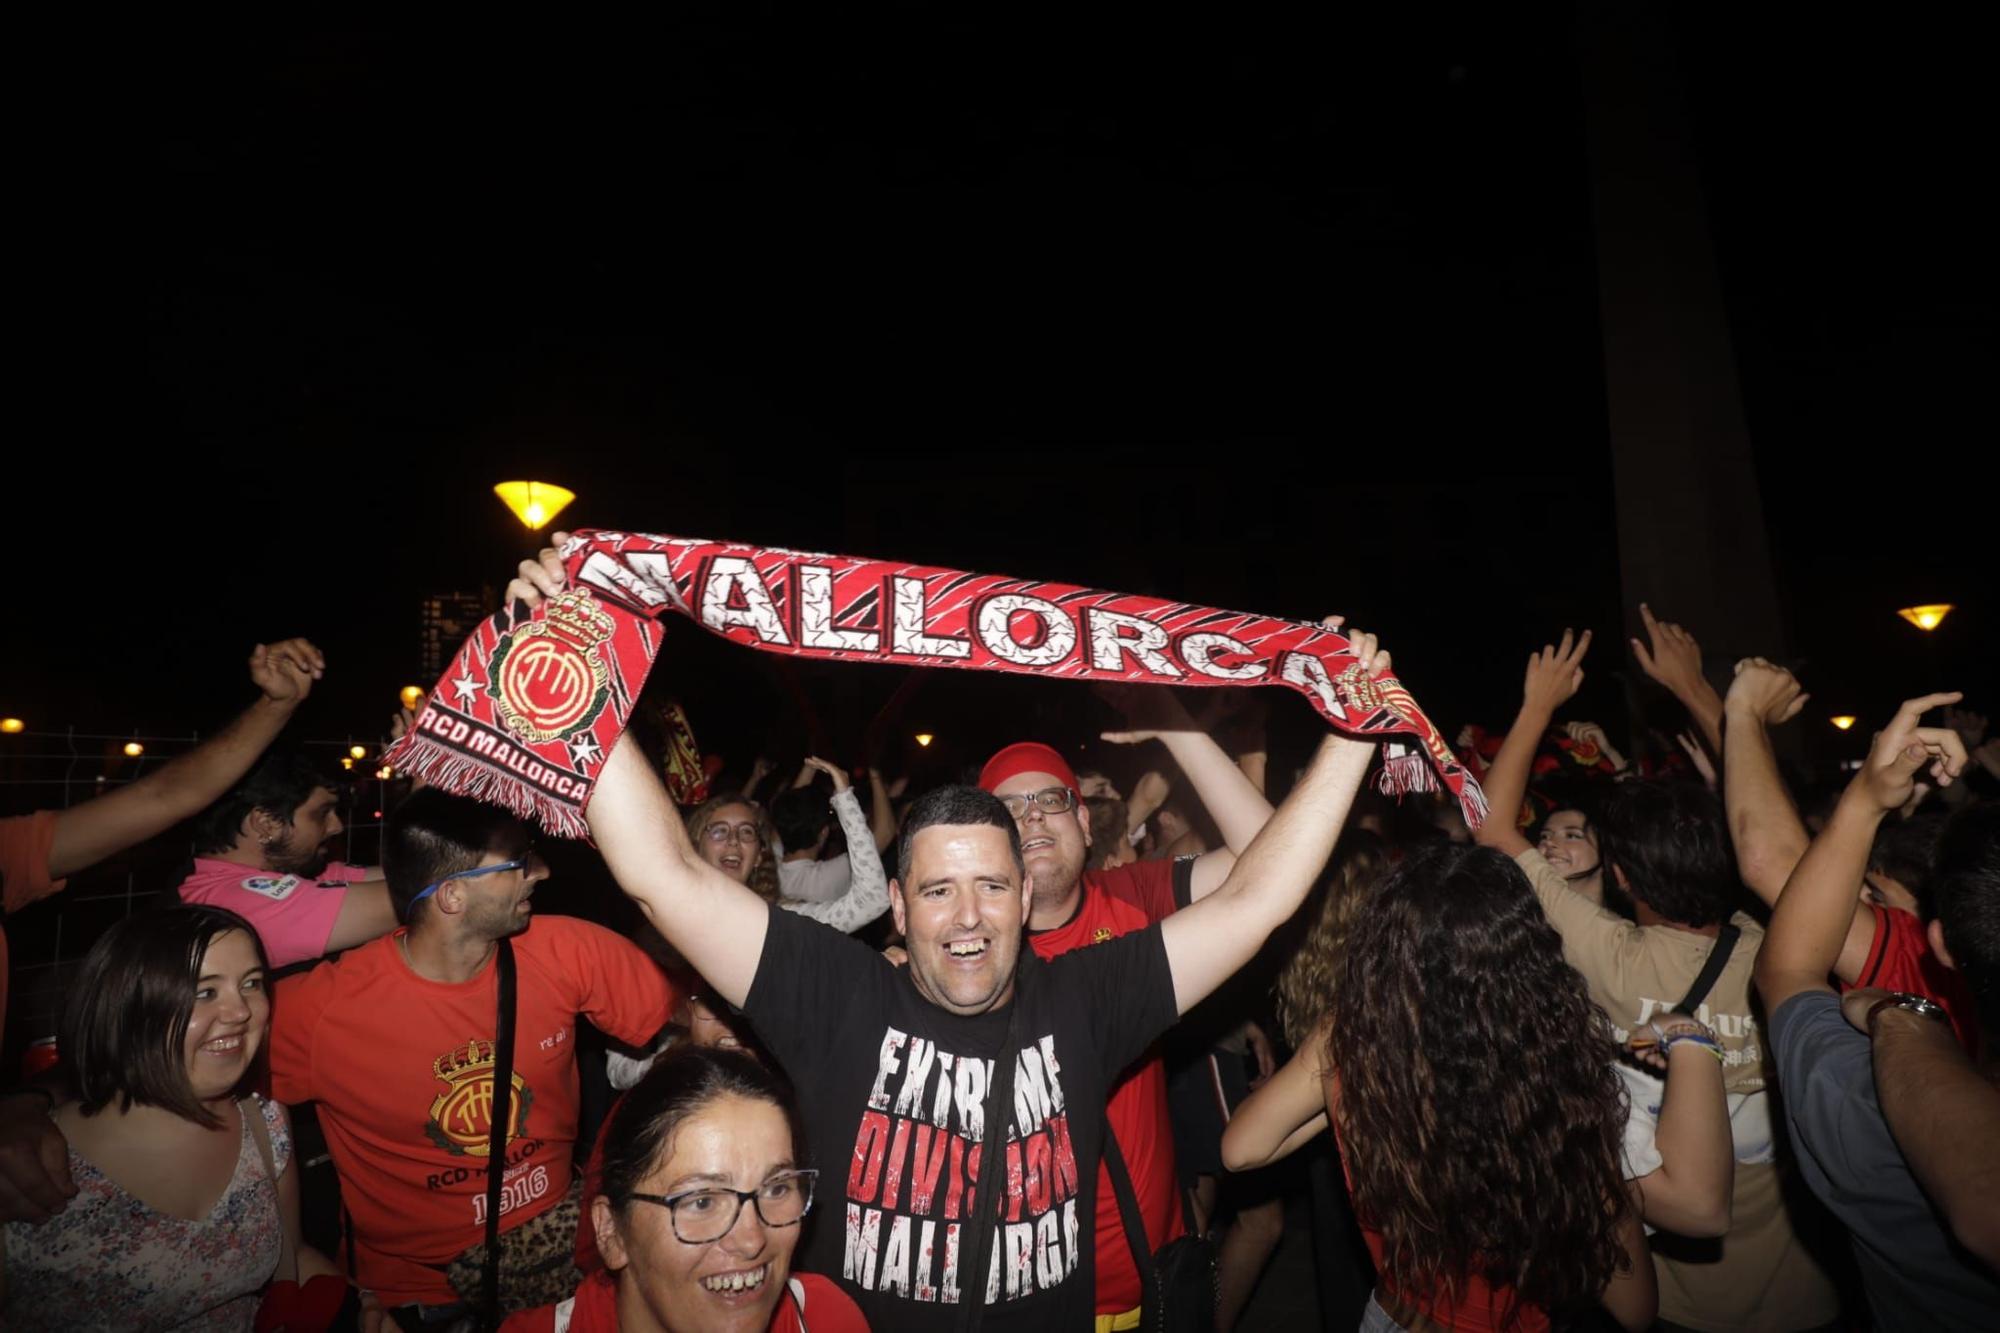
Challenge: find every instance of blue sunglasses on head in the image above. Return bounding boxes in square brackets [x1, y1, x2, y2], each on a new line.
[409, 853, 535, 907]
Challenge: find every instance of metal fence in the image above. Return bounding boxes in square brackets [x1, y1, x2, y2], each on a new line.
[1, 728, 396, 1075]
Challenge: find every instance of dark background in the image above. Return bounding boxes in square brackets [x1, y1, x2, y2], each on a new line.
[9, 6, 1992, 788]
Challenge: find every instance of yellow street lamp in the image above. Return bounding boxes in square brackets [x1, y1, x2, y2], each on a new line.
[1897, 604, 1954, 632]
[123, 741, 145, 757]
[400, 685, 426, 710]
[1831, 716, 1857, 731]
[377, 765, 395, 781]
[341, 757, 355, 771]
[0, 718, 23, 734]
[494, 481, 576, 532]
[349, 745, 368, 760]
[914, 733, 935, 748]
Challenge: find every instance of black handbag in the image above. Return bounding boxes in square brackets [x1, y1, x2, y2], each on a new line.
[1103, 1125, 1218, 1333]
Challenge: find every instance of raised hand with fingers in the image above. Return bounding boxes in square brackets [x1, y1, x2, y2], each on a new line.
[503, 531, 573, 609]
[249, 638, 325, 706]
[1523, 629, 1591, 717]
[1726, 658, 1809, 726]
[1631, 603, 1709, 698]
[800, 755, 852, 793]
[1858, 692, 1969, 813]
[1677, 731, 1718, 789]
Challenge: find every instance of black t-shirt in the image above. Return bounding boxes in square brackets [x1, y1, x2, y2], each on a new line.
[745, 902, 1180, 1332]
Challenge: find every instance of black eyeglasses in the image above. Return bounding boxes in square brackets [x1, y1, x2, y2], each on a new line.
[628, 1169, 818, 1243]
[999, 786, 1077, 820]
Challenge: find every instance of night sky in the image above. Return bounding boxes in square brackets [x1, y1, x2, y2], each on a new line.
[12, 9, 1991, 792]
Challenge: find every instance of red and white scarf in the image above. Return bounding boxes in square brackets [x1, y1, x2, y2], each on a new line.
[384, 531, 1485, 837]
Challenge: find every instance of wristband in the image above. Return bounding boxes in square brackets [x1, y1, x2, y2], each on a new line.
[1659, 1032, 1726, 1065]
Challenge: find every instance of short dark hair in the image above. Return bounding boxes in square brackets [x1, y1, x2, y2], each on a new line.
[894, 785, 1023, 883]
[64, 905, 269, 1129]
[1597, 780, 1739, 928]
[1869, 811, 1948, 915]
[1930, 803, 2000, 1036]
[1084, 795, 1128, 869]
[770, 786, 833, 854]
[598, 1047, 802, 1210]
[191, 749, 337, 855]
[383, 788, 528, 924]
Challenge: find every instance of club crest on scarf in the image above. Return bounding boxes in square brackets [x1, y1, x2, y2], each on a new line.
[489, 590, 615, 744]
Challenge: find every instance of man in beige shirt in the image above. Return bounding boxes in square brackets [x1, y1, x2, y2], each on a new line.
[1475, 628, 1839, 1333]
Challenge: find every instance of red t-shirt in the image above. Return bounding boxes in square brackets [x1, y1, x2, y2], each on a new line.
[1330, 1079, 1549, 1333]
[1026, 856, 1192, 1315]
[1, 812, 67, 1040]
[501, 1268, 868, 1332]
[269, 916, 672, 1306]
[1843, 902, 1981, 1055]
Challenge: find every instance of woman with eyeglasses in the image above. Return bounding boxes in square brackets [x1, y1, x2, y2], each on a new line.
[504, 1046, 865, 1333]
[681, 786, 888, 934]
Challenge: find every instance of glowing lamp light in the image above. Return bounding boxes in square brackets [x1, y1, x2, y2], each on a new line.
[914, 733, 935, 748]
[377, 766, 395, 781]
[400, 685, 426, 709]
[349, 745, 368, 759]
[1897, 604, 1954, 632]
[494, 481, 576, 531]
[122, 741, 144, 757]
[1831, 716, 1857, 731]
[0, 718, 23, 734]
[341, 757, 356, 771]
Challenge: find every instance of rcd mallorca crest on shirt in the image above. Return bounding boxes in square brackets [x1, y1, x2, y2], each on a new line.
[488, 589, 615, 744]
[426, 1038, 534, 1157]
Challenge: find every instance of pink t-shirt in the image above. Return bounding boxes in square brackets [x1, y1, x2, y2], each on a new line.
[177, 857, 363, 967]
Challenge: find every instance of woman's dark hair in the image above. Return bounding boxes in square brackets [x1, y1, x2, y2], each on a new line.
[599, 1047, 802, 1209]
[1596, 780, 1738, 927]
[1327, 843, 1630, 1324]
[769, 786, 835, 856]
[383, 787, 531, 924]
[190, 748, 337, 856]
[63, 905, 268, 1129]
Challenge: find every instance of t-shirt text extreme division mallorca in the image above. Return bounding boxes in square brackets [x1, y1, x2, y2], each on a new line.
[745, 904, 1180, 1332]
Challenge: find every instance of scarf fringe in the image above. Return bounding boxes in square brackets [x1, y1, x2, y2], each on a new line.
[381, 732, 595, 842]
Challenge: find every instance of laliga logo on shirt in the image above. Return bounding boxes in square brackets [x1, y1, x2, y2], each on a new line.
[426, 1039, 534, 1158]
[489, 589, 615, 744]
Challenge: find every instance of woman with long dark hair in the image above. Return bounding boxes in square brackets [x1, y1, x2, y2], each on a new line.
[1226, 842, 1654, 1331]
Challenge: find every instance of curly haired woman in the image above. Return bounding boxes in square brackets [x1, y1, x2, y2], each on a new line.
[1226, 842, 1655, 1331]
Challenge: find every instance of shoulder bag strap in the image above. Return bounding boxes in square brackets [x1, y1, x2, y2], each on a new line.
[955, 964, 1026, 1333]
[245, 1094, 301, 1285]
[1674, 921, 1741, 1015]
[1100, 1126, 1160, 1305]
[482, 937, 519, 1329]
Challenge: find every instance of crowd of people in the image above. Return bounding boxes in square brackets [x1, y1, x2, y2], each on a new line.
[0, 542, 1995, 1333]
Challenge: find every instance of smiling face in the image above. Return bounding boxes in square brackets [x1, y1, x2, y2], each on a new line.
[182, 929, 269, 1104]
[1537, 809, 1601, 881]
[597, 1094, 801, 1333]
[990, 770, 1089, 913]
[696, 803, 765, 885]
[890, 823, 1032, 1016]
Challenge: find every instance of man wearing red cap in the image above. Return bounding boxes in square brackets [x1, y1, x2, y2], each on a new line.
[978, 724, 1275, 1332]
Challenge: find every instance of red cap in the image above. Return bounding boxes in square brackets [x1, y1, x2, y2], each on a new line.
[978, 742, 1081, 797]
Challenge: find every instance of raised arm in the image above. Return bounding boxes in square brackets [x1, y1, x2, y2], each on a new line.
[1756, 692, 1967, 1012]
[508, 540, 771, 1007]
[1842, 988, 2000, 1267]
[784, 779, 891, 933]
[1631, 604, 1724, 754]
[1220, 1031, 1330, 1171]
[1101, 719, 1276, 899]
[1159, 628, 1382, 1013]
[46, 639, 324, 878]
[1473, 630, 1592, 859]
